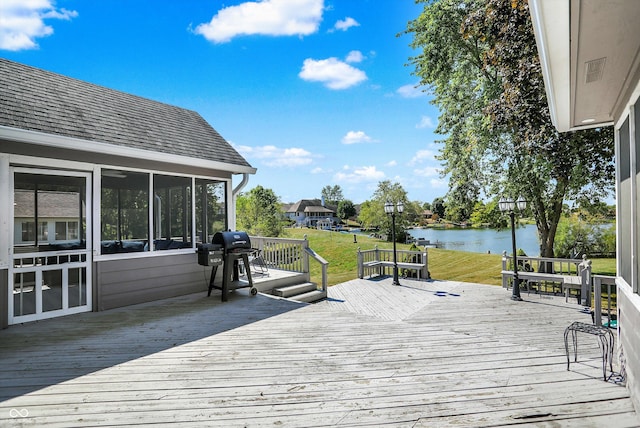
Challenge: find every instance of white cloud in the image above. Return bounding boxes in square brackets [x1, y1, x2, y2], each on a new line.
[299, 57, 367, 89]
[235, 144, 314, 167]
[0, 0, 77, 51]
[194, 0, 324, 44]
[416, 115, 435, 129]
[345, 50, 364, 63]
[334, 165, 385, 184]
[397, 83, 427, 98]
[430, 177, 448, 189]
[413, 166, 440, 177]
[341, 130, 375, 145]
[408, 149, 436, 166]
[332, 17, 359, 32]
[386, 160, 397, 167]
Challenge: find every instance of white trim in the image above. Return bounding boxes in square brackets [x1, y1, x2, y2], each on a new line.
[9, 154, 94, 172]
[615, 125, 623, 283]
[631, 104, 638, 293]
[529, 0, 572, 132]
[0, 125, 257, 175]
[0, 155, 9, 269]
[8, 168, 93, 325]
[191, 177, 197, 247]
[92, 166, 101, 258]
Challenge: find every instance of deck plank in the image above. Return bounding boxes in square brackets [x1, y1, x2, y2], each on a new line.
[0, 278, 636, 427]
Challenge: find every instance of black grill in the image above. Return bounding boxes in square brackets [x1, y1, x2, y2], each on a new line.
[212, 231, 252, 253]
[206, 231, 257, 301]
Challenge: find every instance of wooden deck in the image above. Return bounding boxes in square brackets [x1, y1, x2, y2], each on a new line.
[0, 278, 638, 427]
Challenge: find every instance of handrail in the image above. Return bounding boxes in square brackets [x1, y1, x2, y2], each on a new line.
[501, 253, 583, 288]
[593, 275, 617, 326]
[305, 246, 328, 292]
[250, 235, 328, 291]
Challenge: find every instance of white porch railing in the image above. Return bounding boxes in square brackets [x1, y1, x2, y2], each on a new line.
[249, 235, 327, 292]
[357, 246, 429, 280]
[501, 254, 617, 326]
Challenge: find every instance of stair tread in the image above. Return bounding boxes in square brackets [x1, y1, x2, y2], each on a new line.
[289, 289, 327, 303]
[273, 282, 317, 297]
[275, 282, 315, 291]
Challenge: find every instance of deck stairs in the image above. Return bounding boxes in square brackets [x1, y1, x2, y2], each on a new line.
[248, 269, 327, 303]
[273, 282, 326, 303]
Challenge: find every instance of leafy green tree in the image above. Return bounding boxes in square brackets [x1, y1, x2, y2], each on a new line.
[357, 180, 411, 242]
[337, 199, 356, 220]
[432, 197, 446, 219]
[554, 215, 616, 258]
[373, 180, 409, 243]
[357, 200, 379, 230]
[321, 185, 344, 206]
[236, 186, 284, 237]
[469, 199, 506, 228]
[406, 0, 614, 257]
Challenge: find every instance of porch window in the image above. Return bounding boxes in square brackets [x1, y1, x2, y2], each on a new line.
[13, 173, 86, 250]
[195, 179, 226, 244]
[153, 174, 192, 250]
[101, 170, 149, 254]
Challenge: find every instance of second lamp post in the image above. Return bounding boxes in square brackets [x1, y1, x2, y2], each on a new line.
[499, 196, 527, 301]
[384, 201, 404, 286]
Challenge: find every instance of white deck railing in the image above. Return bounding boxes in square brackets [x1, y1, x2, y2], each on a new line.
[501, 254, 617, 325]
[250, 235, 327, 292]
[357, 246, 429, 280]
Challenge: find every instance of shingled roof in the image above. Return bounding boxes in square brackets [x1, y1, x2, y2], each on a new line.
[0, 58, 253, 171]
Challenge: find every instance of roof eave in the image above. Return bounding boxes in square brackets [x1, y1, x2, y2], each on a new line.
[0, 125, 257, 175]
[530, 0, 574, 132]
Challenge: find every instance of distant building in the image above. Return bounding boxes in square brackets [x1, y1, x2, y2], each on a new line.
[285, 199, 339, 227]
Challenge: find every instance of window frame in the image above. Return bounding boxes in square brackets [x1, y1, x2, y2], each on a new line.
[95, 166, 230, 259]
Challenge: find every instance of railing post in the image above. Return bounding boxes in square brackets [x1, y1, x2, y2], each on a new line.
[502, 251, 509, 288]
[321, 263, 328, 292]
[593, 275, 602, 326]
[357, 247, 363, 279]
[302, 234, 310, 274]
[422, 249, 428, 279]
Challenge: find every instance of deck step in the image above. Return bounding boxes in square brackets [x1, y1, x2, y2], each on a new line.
[292, 289, 327, 303]
[273, 283, 317, 298]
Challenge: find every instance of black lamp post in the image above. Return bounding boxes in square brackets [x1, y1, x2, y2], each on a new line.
[384, 201, 404, 285]
[499, 196, 527, 301]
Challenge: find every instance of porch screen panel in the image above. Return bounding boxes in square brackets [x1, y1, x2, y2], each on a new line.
[195, 179, 226, 244]
[68, 267, 87, 308]
[42, 269, 63, 312]
[13, 271, 36, 316]
[153, 175, 192, 250]
[101, 170, 149, 254]
[620, 117, 632, 286]
[13, 173, 86, 251]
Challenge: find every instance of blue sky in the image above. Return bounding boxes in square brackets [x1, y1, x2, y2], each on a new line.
[0, 0, 446, 204]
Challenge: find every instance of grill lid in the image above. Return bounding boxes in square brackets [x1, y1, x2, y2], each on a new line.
[212, 231, 251, 251]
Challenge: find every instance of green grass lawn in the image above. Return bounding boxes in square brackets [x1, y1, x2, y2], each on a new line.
[283, 228, 616, 286]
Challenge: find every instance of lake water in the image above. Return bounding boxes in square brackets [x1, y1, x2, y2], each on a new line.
[406, 224, 540, 256]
